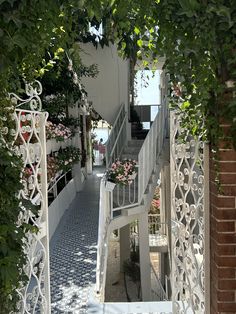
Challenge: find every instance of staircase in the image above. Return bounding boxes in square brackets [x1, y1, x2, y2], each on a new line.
[122, 139, 144, 160]
[96, 100, 169, 303]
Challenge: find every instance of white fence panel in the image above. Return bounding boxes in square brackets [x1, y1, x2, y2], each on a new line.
[10, 81, 51, 313]
[170, 111, 209, 314]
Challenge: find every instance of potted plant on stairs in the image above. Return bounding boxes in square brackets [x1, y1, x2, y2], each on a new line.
[105, 159, 138, 191]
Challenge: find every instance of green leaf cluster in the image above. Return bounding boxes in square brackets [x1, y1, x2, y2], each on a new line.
[94, 0, 236, 147]
[0, 0, 99, 310]
[0, 139, 26, 312]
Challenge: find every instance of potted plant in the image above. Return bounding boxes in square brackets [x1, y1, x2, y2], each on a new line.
[105, 159, 138, 191]
[56, 146, 81, 172]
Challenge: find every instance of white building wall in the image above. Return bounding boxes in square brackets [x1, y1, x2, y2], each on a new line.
[80, 43, 129, 125]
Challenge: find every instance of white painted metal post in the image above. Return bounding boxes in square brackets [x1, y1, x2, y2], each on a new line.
[39, 112, 51, 314]
[86, 129, 93, 174]
[204, 144, 210, 314]
[139, 211, 151, 301]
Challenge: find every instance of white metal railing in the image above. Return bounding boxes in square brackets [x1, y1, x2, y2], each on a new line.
[151, 263, 168, 301]
[105, 103, 127, 167]
[11, 81, 51, 313]
[96, 88, 169, 298]
[108, 103, 168, 215]
[95, 178, 111, 299]
[148, 214, 161, 234]
[170, 110, 207, 313]
[47, 170, 71, 202]
[111, 173, 139, 217]
[138, 102, 168, 202]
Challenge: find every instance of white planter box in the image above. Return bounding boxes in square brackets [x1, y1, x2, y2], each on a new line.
[105, 181, 116, 191]
[46, 139, 53, 154]
[47, 139, 60, 153]
[48, 177, 76, 240]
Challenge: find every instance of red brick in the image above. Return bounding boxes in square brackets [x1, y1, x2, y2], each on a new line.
[211, 217, 235, 234]
[216, 221, 235, 232]
[218, 141, 234, 150]
[218, 301, 236, 312]
[219, 173, 236, 185]
[211, 194, 235, 208]
[221, 185, 236, 197]
[210, 181, 221, 195]
[214, 245, 236, 256]
[217, 268, 236, 279]
[219, 150, 236, 161]
[210, 170, 219, 182]
[212, 208, 236, 220]
[219, 161, 236, 172]
[217, 290, 235, 302]
[218, 279, 236, 290]
[210, 181, 236, 198]
[213, 232, 236, 244]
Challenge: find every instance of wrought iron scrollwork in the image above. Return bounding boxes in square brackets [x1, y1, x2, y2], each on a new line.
[171, 111, 206, 313]
[9, 80, 42, 111]
[11, 82, 50, 313]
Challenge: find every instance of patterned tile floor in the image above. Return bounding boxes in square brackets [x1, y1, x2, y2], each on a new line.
[50, 167, 105, 313]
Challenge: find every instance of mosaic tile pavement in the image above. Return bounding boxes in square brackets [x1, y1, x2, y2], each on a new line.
[50, 167, 104, 313]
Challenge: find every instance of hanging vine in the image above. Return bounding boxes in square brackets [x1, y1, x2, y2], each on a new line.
[1, 0, 236, 311]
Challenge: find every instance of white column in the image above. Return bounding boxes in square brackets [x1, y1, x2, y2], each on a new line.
[139, 212, 151, 301]
[120, 224, 130, 272]
[86, 129, 93, 174]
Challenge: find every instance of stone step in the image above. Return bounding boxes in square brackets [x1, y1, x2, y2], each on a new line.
[121, 153, 138, 160]
[122, 145, 140, 155]
[127, 139, 144, 148]
[132, 128, 149, 140]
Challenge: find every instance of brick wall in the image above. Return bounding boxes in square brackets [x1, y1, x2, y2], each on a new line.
[210, 124, 236, 313]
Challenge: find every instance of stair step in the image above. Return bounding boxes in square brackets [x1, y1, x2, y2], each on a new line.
[121, 153, 138, 160]
[127, 139, 144, 148]
[132, 128, 149, 140]
[122, 146, 140, 155]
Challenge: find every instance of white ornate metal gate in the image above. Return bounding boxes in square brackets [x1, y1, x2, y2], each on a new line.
[170, 111, 209, 314]
[10, 81, 51, 313]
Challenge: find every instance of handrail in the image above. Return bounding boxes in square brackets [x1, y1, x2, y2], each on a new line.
[96, 95, 169, 298]
[105, 103, 127, 167]
[109, 102, 168, 213]
[47, 171, 65, 193]
[109, 117, 127, 161]
[95, 178, 111, 298]
[138, 102, 168, 202]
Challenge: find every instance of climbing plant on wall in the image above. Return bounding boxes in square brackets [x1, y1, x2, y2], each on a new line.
[86, 0, 236, 147]
[1, 0, 236, 311]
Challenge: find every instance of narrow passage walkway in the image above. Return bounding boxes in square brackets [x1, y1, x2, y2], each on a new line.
[50, 167, 104, 313]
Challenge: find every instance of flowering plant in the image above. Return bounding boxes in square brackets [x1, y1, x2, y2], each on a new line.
[106, 159, 138, 186]
[46, 121, 72, 142]
[149, 187, 160, 214]
[56, 146, 81, 172]
[47, 156, 59, 182]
